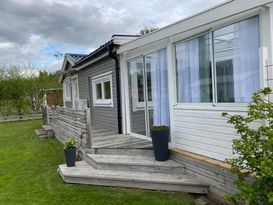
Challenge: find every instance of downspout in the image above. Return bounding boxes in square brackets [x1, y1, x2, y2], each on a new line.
[108, 44, 122, 134]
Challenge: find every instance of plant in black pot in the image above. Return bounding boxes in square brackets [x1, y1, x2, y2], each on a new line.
[150, 125, 169, 161]
[64, 138, 77, 167]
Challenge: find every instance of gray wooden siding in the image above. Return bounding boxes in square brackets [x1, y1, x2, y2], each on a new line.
[172, 108, 262, 161]
[78, 57, 118, 133]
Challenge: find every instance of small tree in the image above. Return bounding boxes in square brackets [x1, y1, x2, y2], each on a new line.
[139, 27, 158, 36]
[222, 87, 273, 205]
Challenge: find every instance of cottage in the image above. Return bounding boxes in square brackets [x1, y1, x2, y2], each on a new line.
[55, 0, 273, 203]
[60, 35, 139, 134]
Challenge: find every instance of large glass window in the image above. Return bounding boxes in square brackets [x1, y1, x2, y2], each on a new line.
[176, 33, 212, 103]
[175, 15, 260, 104]
[214, 16, 260, 103]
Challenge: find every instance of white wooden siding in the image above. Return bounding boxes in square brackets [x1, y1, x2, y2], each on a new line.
[172, 108, 262, 161]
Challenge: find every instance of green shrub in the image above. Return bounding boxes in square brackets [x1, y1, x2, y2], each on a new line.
[64, 138, 77, 149]
[150, 125, 169, 132]
[222, 87, 273, 205]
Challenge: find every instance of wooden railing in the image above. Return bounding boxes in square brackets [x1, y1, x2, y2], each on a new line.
[45, 106, 92, 156]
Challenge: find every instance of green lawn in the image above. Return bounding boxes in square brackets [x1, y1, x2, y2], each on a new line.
[0, 120, 194, 205]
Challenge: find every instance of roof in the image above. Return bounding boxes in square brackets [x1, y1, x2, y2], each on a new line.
[59, 53, 87, 83]
[59, 34, 140, 83]
[74, 34, 140, 68]
[73, 40, 114, 67]
[65, 53, 87, 65]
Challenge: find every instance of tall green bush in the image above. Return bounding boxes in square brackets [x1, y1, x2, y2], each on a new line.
[222, 87, 273, 205]
[0, 66, 61, 115]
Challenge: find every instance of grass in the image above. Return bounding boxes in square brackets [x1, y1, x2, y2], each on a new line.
[0, 120, 194, 205]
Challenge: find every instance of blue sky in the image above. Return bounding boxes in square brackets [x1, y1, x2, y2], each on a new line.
[0, 0, 226, 72]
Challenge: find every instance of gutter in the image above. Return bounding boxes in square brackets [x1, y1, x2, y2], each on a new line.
[108, 44, 122, 134]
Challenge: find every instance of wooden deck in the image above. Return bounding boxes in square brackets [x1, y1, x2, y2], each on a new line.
[90, 129, 152, 149]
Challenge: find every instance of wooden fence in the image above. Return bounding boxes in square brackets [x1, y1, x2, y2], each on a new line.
[46, 106, 91, 157]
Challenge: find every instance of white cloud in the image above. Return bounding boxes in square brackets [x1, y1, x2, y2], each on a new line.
[0, 42, 14, 49]
[0, 0, 226, 72]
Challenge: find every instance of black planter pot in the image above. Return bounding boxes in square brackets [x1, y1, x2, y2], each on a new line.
[64, 147, 76, 167]
[151, 130, 169, 161]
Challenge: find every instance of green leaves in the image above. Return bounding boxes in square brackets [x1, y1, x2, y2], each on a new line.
[223, 87, 273, 205]
[64, 138, 77, 149]
[0, 66, 61, 115]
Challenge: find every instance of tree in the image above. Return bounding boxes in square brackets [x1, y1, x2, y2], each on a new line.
[0, 66, 62, 115]
[222, 87, 273, 205]
[139, 27, 158, 36]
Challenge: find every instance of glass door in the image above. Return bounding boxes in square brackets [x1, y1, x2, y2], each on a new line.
[128, 48, 169, 138]
[128, 57, 148, 136]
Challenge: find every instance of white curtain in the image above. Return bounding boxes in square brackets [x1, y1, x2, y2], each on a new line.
[150, 48, 169, 126]
[176, 38, 200, 103]
[233, 16, 260, 102]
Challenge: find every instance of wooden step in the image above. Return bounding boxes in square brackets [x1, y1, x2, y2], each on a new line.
[34, 129, 48, 139]
[42, 125, 53, 131]
[86, 154, 185, 174]
[58, 161, 209, 194]
[86, 148, 154, 156]
[35, 129, 47, 136]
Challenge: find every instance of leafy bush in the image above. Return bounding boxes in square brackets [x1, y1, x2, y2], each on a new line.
[64, 138, 77, 149]
[0, 66, 62, 115]
[150, 125, 169, 132]
[222, 87, 273, 205]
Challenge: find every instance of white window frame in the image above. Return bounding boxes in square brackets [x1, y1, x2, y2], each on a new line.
[63, 79, 71, 102]
[92, 72, 113, 107]
[174, 14, 261, 107]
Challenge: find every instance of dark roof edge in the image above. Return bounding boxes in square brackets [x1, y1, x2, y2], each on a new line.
[73, 39, 114, 68]
[65, 53, 87, 56]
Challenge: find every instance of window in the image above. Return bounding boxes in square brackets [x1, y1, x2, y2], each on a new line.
[176, 33, 212, 103]
[175, 15, 260, 104]
[92, 72, 113, 106]
[214, 16, 260, 103]
[128, 59, 153, 111]
[63, 79, 71, 101]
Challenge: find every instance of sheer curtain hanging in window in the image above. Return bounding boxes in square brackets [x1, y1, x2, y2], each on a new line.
[233, 16, 260, 103]
[150, 48, 169, 126]
[176, 38, 200, 103]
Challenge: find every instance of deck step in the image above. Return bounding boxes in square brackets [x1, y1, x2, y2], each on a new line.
[34, 129, 48, 139]
[58, 161, 208, 194]
[86, 148, 154, 156]
[38, 125, 55, 138]
[42, 125, 53, 131]
[35, 129, 47, 136]
[86, 154, 185, 174]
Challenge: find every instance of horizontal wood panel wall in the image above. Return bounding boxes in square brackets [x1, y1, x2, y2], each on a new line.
[49, 107, 90, 156]
[172, 108, 262, 161]
[78, 57, 118, 133]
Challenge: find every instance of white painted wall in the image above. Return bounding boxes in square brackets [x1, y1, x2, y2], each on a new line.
[172, 107, 262, 161]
